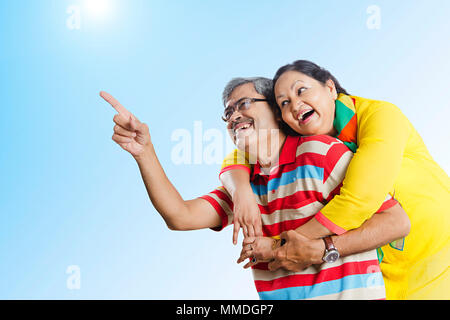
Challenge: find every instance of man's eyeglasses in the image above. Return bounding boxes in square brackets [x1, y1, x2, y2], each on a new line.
[222, 98, 268, 122]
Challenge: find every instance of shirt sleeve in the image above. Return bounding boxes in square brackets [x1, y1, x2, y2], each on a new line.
[199, 187, 234, 231]
[314, 101, 411, 234]
[220, 149, 252, 177]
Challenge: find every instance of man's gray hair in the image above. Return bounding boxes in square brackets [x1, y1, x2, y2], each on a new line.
[222, 77, 274, 106]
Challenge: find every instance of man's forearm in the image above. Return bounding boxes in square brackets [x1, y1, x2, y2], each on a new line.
[133, 144, 190, 229]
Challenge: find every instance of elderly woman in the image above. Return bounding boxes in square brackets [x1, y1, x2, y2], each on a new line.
[220, 60, 450, 300]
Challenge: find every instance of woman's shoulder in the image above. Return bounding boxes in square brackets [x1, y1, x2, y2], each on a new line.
[350, 95, 398, 110]
[350, 95, 406, 121]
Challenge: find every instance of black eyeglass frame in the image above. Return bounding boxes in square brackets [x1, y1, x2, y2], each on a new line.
[222, 97, 268, 122]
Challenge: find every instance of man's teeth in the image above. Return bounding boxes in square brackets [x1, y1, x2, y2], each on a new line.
[235, 123, 252, 133]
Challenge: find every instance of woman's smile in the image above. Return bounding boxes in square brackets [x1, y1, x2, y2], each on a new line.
[297, 107, 316, 124]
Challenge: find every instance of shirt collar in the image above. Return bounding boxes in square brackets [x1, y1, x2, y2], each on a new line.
[252, 135, 300, 177]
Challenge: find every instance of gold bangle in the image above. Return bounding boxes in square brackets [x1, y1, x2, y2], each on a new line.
[272, 238, 280, 250]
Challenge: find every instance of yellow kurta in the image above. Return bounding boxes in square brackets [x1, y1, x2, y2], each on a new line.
[221, 96, 450, 299]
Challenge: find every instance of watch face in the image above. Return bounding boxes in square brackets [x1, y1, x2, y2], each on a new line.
[324, 250, 339, 263]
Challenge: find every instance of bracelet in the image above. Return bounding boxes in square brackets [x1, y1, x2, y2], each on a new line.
[272, 239, 280, 250]
[273, 238, 287, 249]
[272, 238, 287, 250]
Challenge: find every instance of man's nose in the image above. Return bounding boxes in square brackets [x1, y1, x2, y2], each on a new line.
[229, 111, 243, 123]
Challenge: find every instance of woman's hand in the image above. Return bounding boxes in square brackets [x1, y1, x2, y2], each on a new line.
[231, 189, 263, 245]
[237, 236, 275, 269]
[268, 230, 324, 272]
[100, 91, 152, 159]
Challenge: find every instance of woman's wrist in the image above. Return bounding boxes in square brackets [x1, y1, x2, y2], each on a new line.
[230, 183, 254, 199]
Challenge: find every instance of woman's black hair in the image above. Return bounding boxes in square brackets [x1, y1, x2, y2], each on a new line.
[273, 60, 349, 95]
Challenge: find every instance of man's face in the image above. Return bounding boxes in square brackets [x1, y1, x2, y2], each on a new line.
[225, 83, 280, 152]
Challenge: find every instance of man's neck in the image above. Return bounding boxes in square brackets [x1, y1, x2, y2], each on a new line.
[255, 130, 287, 170]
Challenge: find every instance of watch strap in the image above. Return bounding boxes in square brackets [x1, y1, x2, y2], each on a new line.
[323, 236, 336, 251]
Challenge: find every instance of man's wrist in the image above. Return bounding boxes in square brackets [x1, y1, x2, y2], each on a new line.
[311, 239, 326, 264]
[133, 144, 156, 163]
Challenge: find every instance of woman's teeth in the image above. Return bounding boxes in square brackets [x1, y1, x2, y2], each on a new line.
[298, 109, 315, 122]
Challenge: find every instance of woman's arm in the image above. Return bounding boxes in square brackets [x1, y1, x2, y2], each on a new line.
[315, 100, 412, 234]
[267, 203, 411, 272]
[220, 150, 263, 244]
[331, 203, 411, 257]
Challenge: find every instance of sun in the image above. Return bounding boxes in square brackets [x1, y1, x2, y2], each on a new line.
[84, 0, 112, 18]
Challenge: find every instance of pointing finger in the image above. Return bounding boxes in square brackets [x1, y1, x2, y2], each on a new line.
[100, 91, 131, 117]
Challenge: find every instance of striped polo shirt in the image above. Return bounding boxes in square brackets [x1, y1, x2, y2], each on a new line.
[201, 135, 398, 300]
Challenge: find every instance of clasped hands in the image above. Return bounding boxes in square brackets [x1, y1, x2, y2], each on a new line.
[236, 230, 324, 272]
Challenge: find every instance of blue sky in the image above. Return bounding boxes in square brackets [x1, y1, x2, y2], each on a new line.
[0, 0, 449, 299]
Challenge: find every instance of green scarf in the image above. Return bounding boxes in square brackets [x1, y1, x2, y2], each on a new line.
[333, 94, 358, 152]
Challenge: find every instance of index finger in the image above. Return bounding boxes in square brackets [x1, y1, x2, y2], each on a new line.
[100, 91, 131, 117]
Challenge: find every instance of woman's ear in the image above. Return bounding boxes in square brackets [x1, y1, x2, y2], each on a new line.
[326, 79, 338, 100]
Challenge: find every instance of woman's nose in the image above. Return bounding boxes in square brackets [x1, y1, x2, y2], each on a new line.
[289, 97, 301, 115]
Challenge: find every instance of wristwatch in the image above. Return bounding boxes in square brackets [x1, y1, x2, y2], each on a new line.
[322, 236, 340, 263]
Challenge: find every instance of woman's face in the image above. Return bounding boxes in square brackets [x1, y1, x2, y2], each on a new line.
[274, 70, 338, 136]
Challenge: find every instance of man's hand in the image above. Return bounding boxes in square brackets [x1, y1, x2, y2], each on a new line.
[237, 236, 275, 269]
[100, 91, 151, 158]
[268, 230, 324, 272]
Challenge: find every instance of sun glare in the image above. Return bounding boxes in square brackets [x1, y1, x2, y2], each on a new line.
[84, 0, 112, 18]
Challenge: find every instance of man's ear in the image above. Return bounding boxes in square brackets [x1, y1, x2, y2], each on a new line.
[325, 79, 338, 100]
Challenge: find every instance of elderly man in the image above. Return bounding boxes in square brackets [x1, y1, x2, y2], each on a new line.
[100, 77, 409, 299]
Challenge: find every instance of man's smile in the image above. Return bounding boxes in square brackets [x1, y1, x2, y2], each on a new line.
[232, 119, 254, 136]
